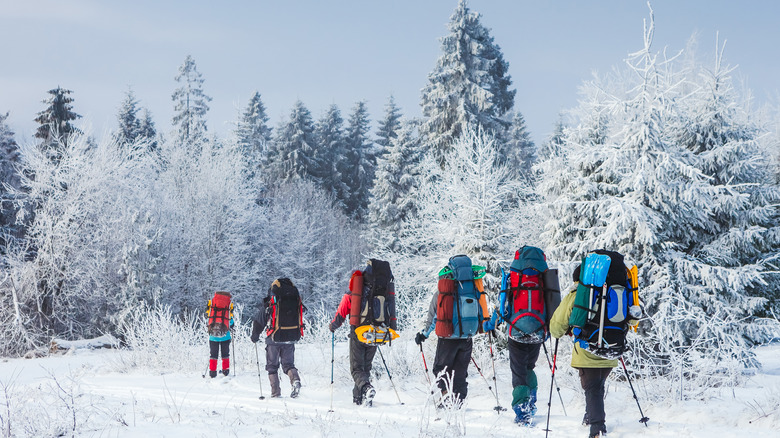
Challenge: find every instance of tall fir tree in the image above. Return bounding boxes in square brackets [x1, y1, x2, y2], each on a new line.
[265, 100, 321, 184]
[315, 104, 348, 205]
[33, 87, 81, 164]
[342, 101, 375, 222]
[137, 108, 158, 152]
[375, 96, 402, 153]
[537, 11, 780, 382]
[420, 0, 516, 163]
[0, 112, 22, 242]
[114, 88, 141, 148]
[235, 91, 272, 176]
[171, 55, 212, 146]
[504, 112, 536, 178]
[369, 120, 423, 250]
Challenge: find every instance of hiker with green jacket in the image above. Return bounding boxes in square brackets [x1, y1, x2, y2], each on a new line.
[549, 267, 616, 438]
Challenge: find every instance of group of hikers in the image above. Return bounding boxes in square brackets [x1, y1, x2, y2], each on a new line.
[204, 247, 643, 438]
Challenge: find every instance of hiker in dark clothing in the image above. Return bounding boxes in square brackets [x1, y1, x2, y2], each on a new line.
[415, 290, 473, 403]
[329, 291, 377, 406]
[251, 279, 302, 398]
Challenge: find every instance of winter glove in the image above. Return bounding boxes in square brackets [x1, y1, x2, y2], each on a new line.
[328, 322, 336, 333]
[482, 319, 496, 332]
[250, 333, 260, 343]
[415, 332, 427, 345]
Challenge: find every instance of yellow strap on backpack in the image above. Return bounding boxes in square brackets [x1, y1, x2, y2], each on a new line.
[627, 265, 639, 332]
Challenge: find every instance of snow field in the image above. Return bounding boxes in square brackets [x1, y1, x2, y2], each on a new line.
[1, 339, 779, 437]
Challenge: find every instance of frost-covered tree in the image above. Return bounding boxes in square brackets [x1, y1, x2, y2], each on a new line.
[235, 91, 271, 176]
[503, 112, 536, 178]
[342, 101, 375, 221]
[114, 89, 141, 148]
[137, 108, 159, 151]
[403, 126, 536, 287]
[538, 10, 780, 389]
[375, 96, 402, 152]
[420, 0, 516, 163]
[315, 104, 348, 205]
[369, 120, 424, 251]
[265, 100, 322, 184]
[33, 87, 81, 164]
[171, 55, 212, 146]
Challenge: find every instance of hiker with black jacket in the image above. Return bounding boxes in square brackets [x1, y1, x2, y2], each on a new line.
[251, 278, 303, 398]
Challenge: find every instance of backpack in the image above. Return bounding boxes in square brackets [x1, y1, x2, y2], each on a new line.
[435, 255, 488, 339]
[207, 291, 233, 338]
[569, 249, 640, 359]
[266, 278, 304, 343]
[349, 259, 397, 330]
[500, 246, 561, 344]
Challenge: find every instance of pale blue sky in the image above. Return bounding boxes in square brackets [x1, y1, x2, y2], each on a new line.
[1, 0, 778, 146]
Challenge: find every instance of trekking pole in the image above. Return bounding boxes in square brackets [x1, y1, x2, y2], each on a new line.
[253, 343, 265, 400]
[544, 338, 559, 437]
[201, 361, 210, 378]
[420, 344, 432, 386]
[470, 356, 493, 391]
[620, 357, 649, 427]
[377, 345, 404, 405]
[231, 336, 236, 377]
[329, 332, 335, 412]
[487, 331, 505, 412]
[542, 340, 567, 416]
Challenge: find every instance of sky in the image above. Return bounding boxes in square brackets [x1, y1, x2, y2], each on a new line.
[1, 0, 779, 147]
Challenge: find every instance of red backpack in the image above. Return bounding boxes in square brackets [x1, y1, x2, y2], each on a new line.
[207, 291, 232, 337]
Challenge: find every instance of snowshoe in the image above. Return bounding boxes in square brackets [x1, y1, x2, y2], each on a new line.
[354, 325, 400, 345]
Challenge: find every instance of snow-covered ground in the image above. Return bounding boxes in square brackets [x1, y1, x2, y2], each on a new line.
[1, 338, 779, 437]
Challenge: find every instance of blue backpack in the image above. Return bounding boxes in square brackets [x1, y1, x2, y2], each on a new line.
[436, 255, 487, 339]
[569, 250, 638, 359]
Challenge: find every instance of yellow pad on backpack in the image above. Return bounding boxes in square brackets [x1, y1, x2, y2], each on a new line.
[354, 325, 400, 345]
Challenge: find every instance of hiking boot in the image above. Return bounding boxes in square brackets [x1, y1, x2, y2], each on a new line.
[221, 368, 230, 377]
[353, 395, 363, 405]
[587, 423, 607, 437]
[287, 369, 301, 398]
[529, 389, 538, 416]
[209, 370, 217, 378]
[269, 373, 281, 398]
[362, 383, 375, 407]
[513, 401, 534, 426]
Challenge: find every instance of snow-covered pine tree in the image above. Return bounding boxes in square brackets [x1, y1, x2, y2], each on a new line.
[265, 100, 322, 184]
[0, 112, 22, 242]
[368, 120, 423, 251]
[673, 40, 780, 329]
[420, 0, 516, 164]
[33, 87, 81, 165]
[315, 104, 348, 206]
[503, 112, 536, 180]
[114, 88, 141, 149]
[171, 55, 212, 147]
[538, 9, 780, 390]
[375, 96, 402, 153]
[137, 108, 158, 152]
[342, 101, 375, 221]
[235, 91, 272, 177]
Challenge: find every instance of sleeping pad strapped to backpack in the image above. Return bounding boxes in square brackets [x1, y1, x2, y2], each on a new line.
[436, 255, 489, 339]
[568, 249, 641, 359]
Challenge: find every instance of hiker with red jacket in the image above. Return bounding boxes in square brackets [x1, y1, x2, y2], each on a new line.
[329, 285, 378, 406]
[206, 291, 234, 378]
[251, 278, 304, 398]
[329, 259, 397, 406]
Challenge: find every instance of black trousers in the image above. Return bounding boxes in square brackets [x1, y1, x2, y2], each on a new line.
[349, 331, 377, 399]
[209, 340, 230, 359]
[265, 340, 296, 374]
[579, 367, 612, 436]
[432, 337, 473, 400]
[508, 339, 541, 388]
